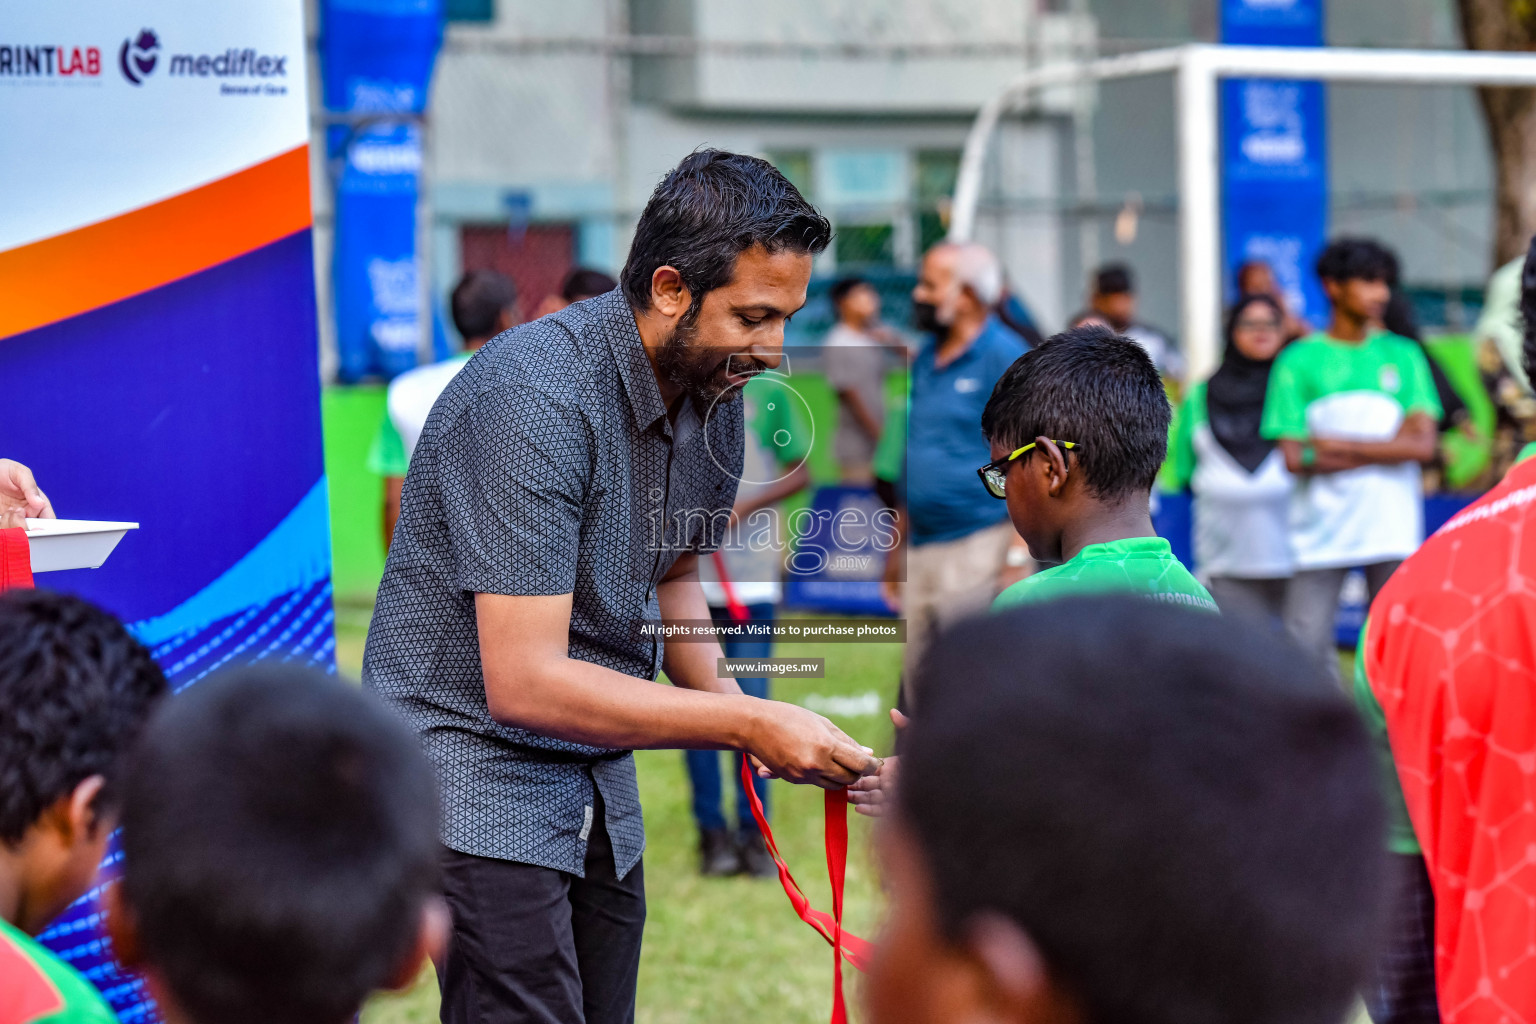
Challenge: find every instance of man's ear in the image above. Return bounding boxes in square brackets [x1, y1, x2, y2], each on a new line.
[63, 775, 106, 844]
[386, 896, 451, 991]
[1036, 437, 1070, 498]
[962, 912, 1082, 1024]
[103, 881, 144, 969]
[649, 266, 692, 320]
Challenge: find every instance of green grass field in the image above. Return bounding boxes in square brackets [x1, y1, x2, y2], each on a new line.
[334, 603, 900, 1024]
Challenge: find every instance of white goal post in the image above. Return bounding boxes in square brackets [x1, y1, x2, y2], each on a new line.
[949, 43, 1536, 379]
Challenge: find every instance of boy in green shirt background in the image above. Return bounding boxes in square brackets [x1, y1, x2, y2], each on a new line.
[985, 325, 1215, 613]
[0, 590, 167, 1024]
[1260, 238, 1441, 680]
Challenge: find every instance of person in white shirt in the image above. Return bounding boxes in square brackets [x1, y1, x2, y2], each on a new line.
[1261, 238, 1442, 678]
[1162, 295, 1293, 620]
[367, 270, 519, 550]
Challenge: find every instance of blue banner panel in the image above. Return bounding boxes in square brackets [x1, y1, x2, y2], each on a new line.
[333, 121, 426, 380]
[321, 0, 441, 114]
[322, 0, 441, 381]
[782, 485, 897, 617]
[1222, 0, 1323, 46]
[1220, 0, 1329, 326]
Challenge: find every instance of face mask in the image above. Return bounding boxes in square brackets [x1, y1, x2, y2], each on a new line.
[911, 301, 943, 335]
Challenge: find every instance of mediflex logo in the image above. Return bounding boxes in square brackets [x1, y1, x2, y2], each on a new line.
[118, 28, 159, 85]
[168, 47, 288, 78]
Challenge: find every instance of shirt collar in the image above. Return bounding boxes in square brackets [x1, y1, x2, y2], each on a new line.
[595, 290, 670, 433]
[921, 315, 1005, 368]
[1076, 536, 1172, 560]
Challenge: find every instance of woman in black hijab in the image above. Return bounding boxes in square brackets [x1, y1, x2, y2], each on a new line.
[1162, 294, 1294, 620]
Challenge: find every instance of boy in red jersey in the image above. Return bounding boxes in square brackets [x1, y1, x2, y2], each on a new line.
[1355, 236, 1536, 1024]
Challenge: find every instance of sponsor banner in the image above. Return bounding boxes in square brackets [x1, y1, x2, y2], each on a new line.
[0, 2, 329, 1020]
[321, 0, 442, 381]
[1220, 0, 1329, 325]
[334, 120, 426, 380]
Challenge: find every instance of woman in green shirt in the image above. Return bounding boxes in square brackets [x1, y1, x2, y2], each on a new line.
[1162, 295, 1293, 619]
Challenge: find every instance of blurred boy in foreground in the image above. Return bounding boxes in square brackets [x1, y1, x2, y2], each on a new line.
[106, 667, 445, 1024]
[864, 598, 1388, 1024]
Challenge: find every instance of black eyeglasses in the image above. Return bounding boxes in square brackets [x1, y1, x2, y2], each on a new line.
[976, 440, 1081, 499]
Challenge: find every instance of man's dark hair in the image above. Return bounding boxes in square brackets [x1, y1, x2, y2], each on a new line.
[120, 666, 440, 1024]
[1093, 263, 1133, 296]
[901, 598, 1387, 1024]
[450, 269, 517, 341]
[1315, 237, 1394, 284]
[980, 325, 1171, 501]
[0, 589, 166, 844]
[621, 149, 832, 313]
[560, 267, 617, 304]
[828, 275, 868, 309]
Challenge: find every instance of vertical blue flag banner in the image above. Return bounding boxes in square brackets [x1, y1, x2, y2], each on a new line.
[0, 2, 332, 1020]
[1220, 0, 1329, 325]
[322, 0, 442, 381]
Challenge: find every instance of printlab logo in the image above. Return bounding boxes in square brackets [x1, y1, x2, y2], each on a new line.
[119, 29, 159, 85]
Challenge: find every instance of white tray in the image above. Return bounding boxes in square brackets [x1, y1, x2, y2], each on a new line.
[23, 519, 138, 572]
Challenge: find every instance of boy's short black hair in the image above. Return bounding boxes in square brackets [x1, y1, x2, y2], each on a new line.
[1519, 233, 1536, 387]
[1093, 263, 1133, 295]
[1315, 237, 1394, 284]
[120, 666, 440, 1024]
[621, 149, 832, 314]
[560, 267, 617, 303]
[0, 589, 166, 844]
[901, 598, 1387, 1024]
[450, 269, 517, 341]
[828, 275, 868, 309]
[980, 325, 1171, 501]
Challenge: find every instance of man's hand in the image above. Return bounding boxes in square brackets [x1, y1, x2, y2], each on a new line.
[849, 709, 908, 817]
[0, 459, 54, 530]
[745, 701, 879, 790]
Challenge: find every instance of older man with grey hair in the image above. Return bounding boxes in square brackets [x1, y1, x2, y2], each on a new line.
[882, 242, 1031, 705]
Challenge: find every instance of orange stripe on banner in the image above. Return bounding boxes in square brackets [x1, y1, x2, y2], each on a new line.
[0, 146, 311, 340]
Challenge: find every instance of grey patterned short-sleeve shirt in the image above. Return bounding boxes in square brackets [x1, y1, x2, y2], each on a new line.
[362, 289, 743, 879]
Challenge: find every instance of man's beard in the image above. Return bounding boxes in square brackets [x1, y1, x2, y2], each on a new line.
[655, 310, 762, 408]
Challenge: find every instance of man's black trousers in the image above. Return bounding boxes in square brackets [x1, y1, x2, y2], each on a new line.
[438, 805, 646, 1024]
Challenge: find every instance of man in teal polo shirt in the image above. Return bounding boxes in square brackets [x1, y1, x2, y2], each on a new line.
[883, 242, 1030, 696]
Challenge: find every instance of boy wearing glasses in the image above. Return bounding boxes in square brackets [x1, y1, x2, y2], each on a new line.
[852, 325, 1212, 817]
[983, 324, 1215, 611]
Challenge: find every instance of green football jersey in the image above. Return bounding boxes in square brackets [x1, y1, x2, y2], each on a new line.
[0, 916, 117, 1024]
[992, 536, 1217, 612]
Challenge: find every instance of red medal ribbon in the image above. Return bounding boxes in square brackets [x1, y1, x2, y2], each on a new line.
[0, 528, 33, 591]
[741, 757, 872, 1024]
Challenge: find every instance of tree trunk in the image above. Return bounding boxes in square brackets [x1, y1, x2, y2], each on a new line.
[1458, 0, 1536, 264]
